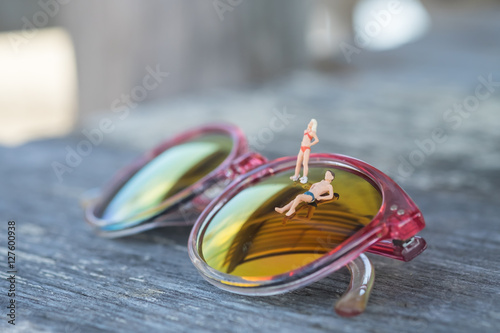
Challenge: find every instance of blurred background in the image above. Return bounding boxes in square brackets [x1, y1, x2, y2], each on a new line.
[1, 0, 499, 189]
[0, 0, 496, 142]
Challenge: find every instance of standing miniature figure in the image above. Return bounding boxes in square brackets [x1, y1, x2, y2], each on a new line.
[290, 119, 319, 184]
[276, 170, 335, 217]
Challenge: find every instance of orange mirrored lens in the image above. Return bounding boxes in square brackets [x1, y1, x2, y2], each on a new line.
[101, 134, 232, 224]
[197, 167, 382, 277]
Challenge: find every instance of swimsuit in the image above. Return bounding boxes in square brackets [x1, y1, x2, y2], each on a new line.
[304, 191, 315, 202]
[301, 130, 313, 152]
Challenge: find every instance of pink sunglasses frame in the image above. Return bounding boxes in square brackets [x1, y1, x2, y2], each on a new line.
[85, 124, 258, 237]
[188, 152, 427, 295]
[84, 123, 427, 316]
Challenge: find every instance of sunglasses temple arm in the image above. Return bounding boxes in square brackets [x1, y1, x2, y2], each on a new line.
[334, 253, 375, 317]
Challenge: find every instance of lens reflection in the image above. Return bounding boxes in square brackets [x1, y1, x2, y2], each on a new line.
[198, 167, 382, 277]
[101, 134, 232, 225]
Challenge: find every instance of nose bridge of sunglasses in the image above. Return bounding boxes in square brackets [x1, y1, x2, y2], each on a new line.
[190, 151, 269, 210]
[226, 151, 269, 178]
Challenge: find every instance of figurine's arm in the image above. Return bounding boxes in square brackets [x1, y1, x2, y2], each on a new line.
[317, 186, 334, 201]
[310, 132, 320, 146]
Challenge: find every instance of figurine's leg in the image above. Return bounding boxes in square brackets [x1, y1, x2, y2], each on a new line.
[291, 151, 304, 180]
[275, 199, 295, 214]
[285, 194, 311, 216]
[302, 149, 311, 178]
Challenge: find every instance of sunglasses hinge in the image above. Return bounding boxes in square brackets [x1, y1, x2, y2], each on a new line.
[386, 210, 426, 240]
[392, 237, 415, 248]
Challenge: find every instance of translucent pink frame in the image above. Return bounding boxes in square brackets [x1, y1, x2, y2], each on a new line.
[84, 124, 426, 316]
[187, 153, 427, 292]
[85, 124, 259, 237]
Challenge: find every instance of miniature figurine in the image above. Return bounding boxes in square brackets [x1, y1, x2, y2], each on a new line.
[280, 191, 340, 225]
[290, 119, 319, 184]
[276, 170, 335, 217]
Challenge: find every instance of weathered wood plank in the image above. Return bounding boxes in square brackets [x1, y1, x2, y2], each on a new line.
[1, 5, 500, 333]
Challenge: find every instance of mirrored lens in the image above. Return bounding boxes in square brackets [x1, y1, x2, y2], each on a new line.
[101, 134, 233, 224]
[197, 167, 382, 277]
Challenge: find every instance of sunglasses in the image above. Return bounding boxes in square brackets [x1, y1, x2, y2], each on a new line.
[84, 123, 427, 316]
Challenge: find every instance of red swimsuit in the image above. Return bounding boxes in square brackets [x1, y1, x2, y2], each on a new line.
[301, 131, 313, 152]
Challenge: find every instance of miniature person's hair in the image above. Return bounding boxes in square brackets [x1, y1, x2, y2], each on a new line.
[326, 170, 335, 179]
[310, 119, 318, 132]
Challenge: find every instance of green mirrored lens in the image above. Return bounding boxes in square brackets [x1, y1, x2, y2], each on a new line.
[102, 134, 232, 224]
[198, 167, 382, 277]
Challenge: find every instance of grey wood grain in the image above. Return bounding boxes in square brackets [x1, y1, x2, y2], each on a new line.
[1, 4, 500, 333]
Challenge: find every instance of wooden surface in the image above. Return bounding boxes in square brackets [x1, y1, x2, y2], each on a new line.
[1, 5, 500, 333]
